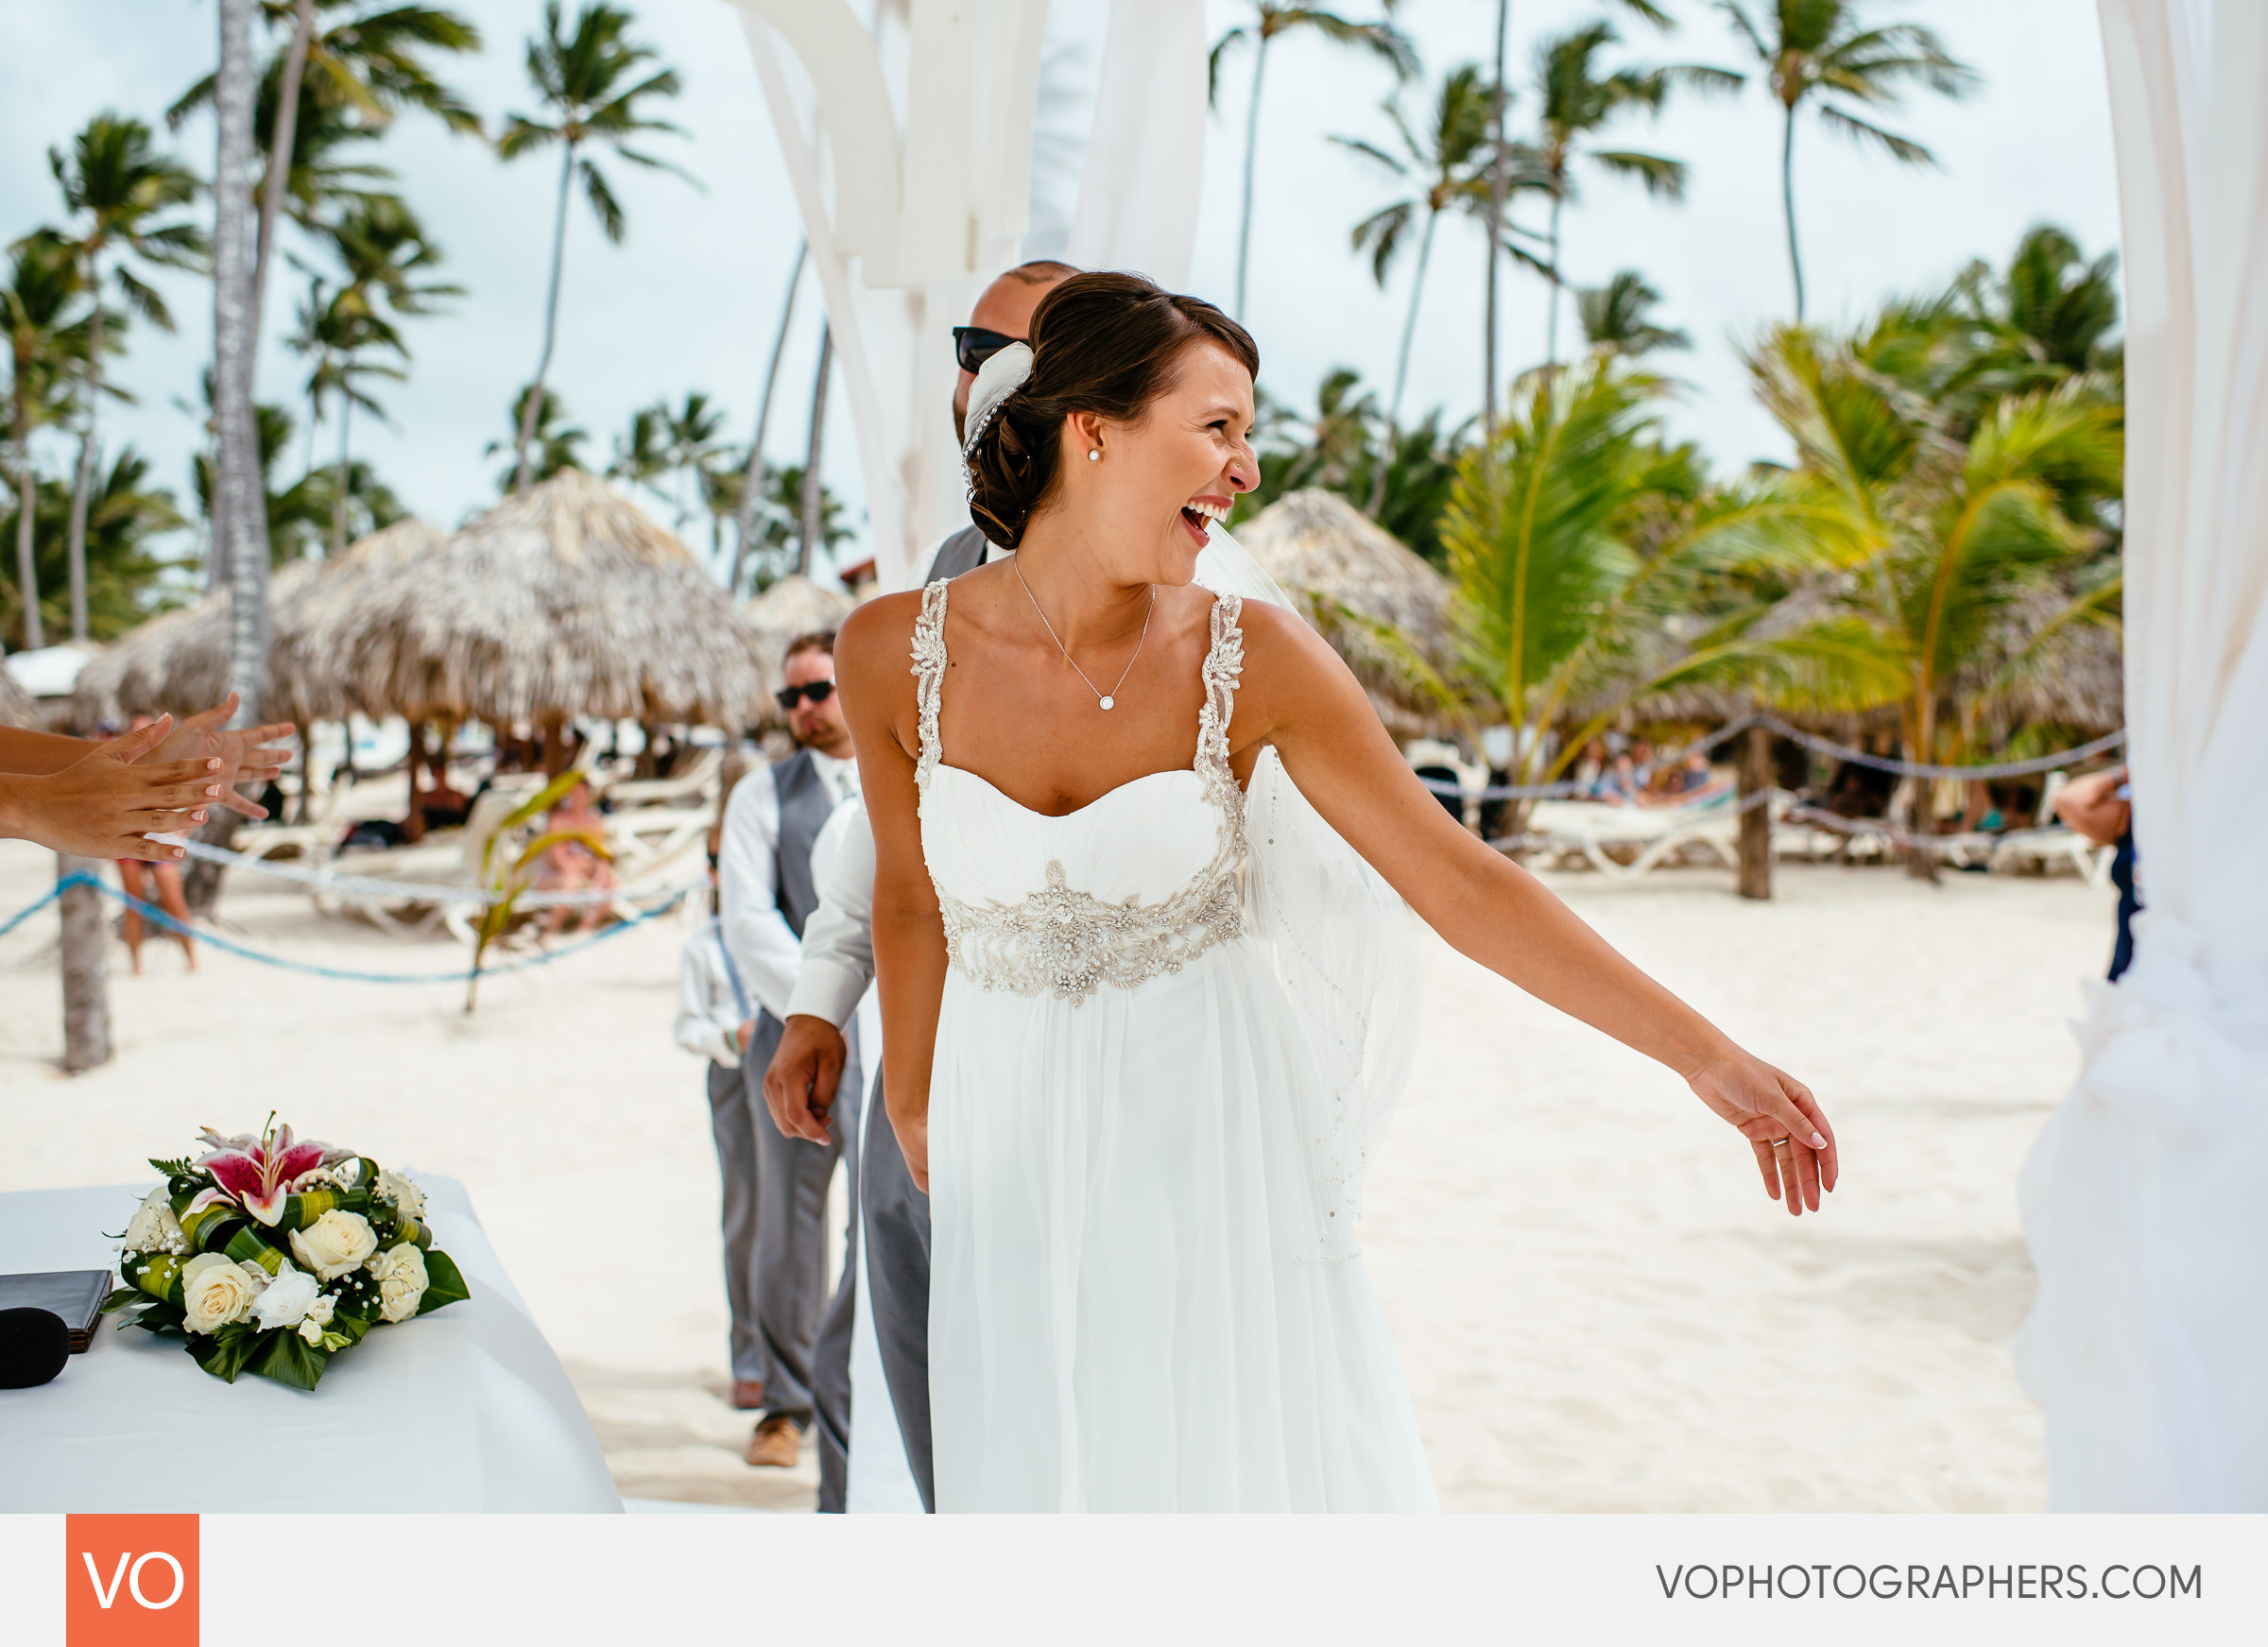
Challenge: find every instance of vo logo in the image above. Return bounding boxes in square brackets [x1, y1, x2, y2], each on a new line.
[65, 1515, 198, 1645]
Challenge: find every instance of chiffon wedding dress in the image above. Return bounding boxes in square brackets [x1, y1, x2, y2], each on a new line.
[913, 573, 1438, 1513]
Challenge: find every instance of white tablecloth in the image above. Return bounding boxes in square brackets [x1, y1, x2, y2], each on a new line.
[0, 1176, 621, 1512]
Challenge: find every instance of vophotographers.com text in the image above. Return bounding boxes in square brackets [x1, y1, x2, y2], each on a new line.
[1657, 1563, 2203, 1602]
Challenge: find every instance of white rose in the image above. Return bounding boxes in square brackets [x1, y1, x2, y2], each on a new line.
[180, 1251, 258, 1334]
[288, 1210, 377, 1280]
[369, 1244, 430, 1323]
[251, 1264, 319, 1330]
[297, 1317, 324, 1346]
[306, 1295, 335, 1327]
[123, 1186, 185, 1254]
[373, 1169, 426, 1224]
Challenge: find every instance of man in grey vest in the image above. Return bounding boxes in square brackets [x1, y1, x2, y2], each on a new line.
[761, 259, 1074, 1510]
[717, 629, 863, 1501]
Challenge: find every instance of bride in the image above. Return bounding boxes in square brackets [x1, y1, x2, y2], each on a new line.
[833, 270, 1837, 1513]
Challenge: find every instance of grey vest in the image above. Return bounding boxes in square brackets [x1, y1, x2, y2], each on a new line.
[925, 523, 990, 581]
[769, 747, 836, 937]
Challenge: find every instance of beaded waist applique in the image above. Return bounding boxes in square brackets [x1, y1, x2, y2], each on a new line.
[939, 860, 1244, 1003]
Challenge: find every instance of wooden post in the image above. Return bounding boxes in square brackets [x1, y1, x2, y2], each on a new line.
[58, 854, 112, 1072]
[403, 718, 428, 844]
[1737, 725, 1772, 901]
[541, 712, 570, 777]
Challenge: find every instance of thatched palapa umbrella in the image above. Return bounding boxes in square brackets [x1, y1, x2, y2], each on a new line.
[69, 558, 337, 731]
[281, 516, 448, 721]
[360, 470, 765, 759]
[1232, 488, 1461, 738]
[745, 573, 854, 730]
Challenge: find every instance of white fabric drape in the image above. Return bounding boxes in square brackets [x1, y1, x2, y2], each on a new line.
[2014, 0, 2268, 1511]
[730, 0, 1209, 588]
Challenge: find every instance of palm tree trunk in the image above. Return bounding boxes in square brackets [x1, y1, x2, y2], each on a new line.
[1545, 188, 1566, 367]
[730, 241, 805, 596]
[331, 377, 352, 556]
[58, 853, 112, 1072]
[1905, 688, 1938, 880]
[1483, 0, 1513, 437]
[1232, 34, 1273, 320]
[253, 0, 318, 332]
[193, 0, 274, 921]
[797, 322, 833, 578]
[65, 278, 103, 642]
[12, 403, 41, 651]
[513, 143, 578, 495]
[1781, 104, 1805, 323]
[1389, 209, 1438, 426]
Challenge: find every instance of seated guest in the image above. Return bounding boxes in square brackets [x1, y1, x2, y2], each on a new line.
[532, 778, 617, 935]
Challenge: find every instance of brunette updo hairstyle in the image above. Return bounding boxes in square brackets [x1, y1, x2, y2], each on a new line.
[964, 271, 1259, 551]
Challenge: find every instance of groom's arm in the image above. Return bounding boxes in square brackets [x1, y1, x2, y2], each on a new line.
[763, 806, 877, 1145]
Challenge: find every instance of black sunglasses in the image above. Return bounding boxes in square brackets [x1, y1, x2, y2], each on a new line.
[776, 679, 837, 712]
[953, 325, 1022, 375]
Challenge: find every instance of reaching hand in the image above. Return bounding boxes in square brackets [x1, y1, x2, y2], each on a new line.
[1684, 1047, 1839, 1216]
[0, 716, 222, 861]
[153, 694, 295, 821]
[763, 1013, 847, 1144]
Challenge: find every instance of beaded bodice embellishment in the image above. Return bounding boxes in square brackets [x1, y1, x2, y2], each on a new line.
[910, 580, 1246, 1004]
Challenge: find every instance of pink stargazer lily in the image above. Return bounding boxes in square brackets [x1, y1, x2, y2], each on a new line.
[188, 1121, 349, 1227]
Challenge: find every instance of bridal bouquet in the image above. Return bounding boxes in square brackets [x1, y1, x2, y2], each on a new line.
[102, 1118, 469, 1391]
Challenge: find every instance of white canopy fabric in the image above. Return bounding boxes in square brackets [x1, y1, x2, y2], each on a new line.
[2015, 0, 2268, 1510]
[726, 0, 1208, 589]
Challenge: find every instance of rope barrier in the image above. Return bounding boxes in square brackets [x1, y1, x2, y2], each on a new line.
[1418, 717, 2126, 801]
[170, 836, 704, 908]
[0, 872, 689, 985]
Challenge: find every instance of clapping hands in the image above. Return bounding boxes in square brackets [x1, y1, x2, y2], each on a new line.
[149, 694, 296, 821]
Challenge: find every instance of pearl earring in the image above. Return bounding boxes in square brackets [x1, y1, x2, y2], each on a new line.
[1087, 449, 1101, 462]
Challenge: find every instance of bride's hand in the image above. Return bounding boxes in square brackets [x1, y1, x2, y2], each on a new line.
[1684, 1047, 1838, 1216]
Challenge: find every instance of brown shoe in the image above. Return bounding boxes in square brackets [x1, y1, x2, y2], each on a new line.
[745, 1414, 802, 1468]
[730, 1379, 766, 1412]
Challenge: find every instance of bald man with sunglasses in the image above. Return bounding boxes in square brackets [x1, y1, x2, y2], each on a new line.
[760, 258, 1074, 1512]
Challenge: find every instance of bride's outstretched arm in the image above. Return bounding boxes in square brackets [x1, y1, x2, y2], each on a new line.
[1235, 603, 1839, 1215]
[836, 593, 947, 1192]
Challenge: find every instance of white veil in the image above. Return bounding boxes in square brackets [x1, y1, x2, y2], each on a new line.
[1194, 523, 1424, 1261]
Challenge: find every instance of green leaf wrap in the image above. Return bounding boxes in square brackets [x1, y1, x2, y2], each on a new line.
[123, 1249, 186, 1307]
[245, 1329, 328, 1391]
[221, 1224, 288, 1276]
[415, 1248, 471, 1316]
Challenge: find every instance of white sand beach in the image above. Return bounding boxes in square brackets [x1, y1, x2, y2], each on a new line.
[0, 832, 2114, 1512]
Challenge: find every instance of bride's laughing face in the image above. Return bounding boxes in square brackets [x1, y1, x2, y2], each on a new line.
[1066, 340, 1257, 585]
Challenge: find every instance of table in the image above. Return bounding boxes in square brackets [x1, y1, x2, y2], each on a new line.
[0, 1175, 622, 1512]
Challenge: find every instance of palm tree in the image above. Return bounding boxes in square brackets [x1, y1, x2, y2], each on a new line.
[1335, 64, 1498, 431]
[301, 195, 455, 552]
[49, 114, 205, 643]
[489, 386, 586, 493]
[1716, 1, 1974, 321]
[1426, 357, 1899, 833]
[499, 2, 693, 495]
[1210, 3, 1416, 319]
[1577, 269, 1691, 358]
[1941, 224, 2122, 427]
[214, 0, 274, 724]
[662, 390, 727, 543]
[195, 399, 333, 562]
[798, 325, 833, 577]
[608, 402, 672, 507]
[730, 240, 803, 597]
[1746, 324, 2122, 870]
[1527, 23, 1738, 367]
[2, 233, 89, 652]
[0, 448, 186, 643]
[173, 0, 482, 321]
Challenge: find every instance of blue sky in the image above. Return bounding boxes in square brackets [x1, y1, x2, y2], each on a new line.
[0, 0, 2118, 584]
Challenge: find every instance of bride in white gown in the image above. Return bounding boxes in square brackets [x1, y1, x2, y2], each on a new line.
[833, 272, 1838, 1513]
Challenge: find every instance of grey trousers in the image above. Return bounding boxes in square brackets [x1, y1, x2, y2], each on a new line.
[860, 1077, 936, 1512]
[703, 1059, 765, 1384]
[747, 1011, 860, 1508]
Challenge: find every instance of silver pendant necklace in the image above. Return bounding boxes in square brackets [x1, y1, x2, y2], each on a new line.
[1013, 557, 1154, 712]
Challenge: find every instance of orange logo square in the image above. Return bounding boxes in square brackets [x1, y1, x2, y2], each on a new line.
[65, 1515, 198, 1646]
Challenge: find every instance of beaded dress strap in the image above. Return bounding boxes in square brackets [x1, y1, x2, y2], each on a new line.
[1195, 592, 1244, 808]
[911, 580, 950, 789]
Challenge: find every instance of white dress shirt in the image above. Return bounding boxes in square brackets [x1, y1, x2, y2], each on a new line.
[716, 746, 859, 1022]
[675, 917, 749, 1068]
[783, 802, 879, 1030]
